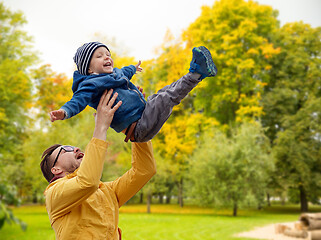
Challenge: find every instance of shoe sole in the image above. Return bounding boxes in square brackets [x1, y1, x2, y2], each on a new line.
[195, 46, 217, 77]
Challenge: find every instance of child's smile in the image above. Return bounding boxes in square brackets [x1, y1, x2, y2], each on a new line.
[89, 46, 114, 74]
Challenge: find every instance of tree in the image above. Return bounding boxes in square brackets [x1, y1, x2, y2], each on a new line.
[32, 65, 72, 122]
[141, 0, 281, 207]
[262, 22, 321, 142]
[0, 183, 26, 230]
[153, 113, 218, 207]
[262, 22, 321, 211]
[272, 97, 321, 212]
[137, 30, 221, 207]
[0, 2, 37, 229]
[182, 0, 280, 125]
[0, 2, 37, 169]
[189, 123, 274, 216]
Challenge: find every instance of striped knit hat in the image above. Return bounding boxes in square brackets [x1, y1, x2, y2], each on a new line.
[73, 42, 110, 75]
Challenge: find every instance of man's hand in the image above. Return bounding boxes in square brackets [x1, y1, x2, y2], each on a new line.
[135, 60, 142, 73]
[50, 109, 66, 122]
[136, 85, 146, 99]
[93, 89, 122, 141]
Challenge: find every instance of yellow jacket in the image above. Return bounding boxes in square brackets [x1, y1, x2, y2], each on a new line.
[44, 138, 156, 240]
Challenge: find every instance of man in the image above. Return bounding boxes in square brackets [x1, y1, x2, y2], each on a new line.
[40, 89, 156, 240]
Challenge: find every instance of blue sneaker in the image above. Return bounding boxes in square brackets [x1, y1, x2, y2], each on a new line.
[189, 46, 217, 80]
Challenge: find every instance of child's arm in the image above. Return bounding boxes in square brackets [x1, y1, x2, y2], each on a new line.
[121, 61, 142, 80]
[49, 81, 97, 122]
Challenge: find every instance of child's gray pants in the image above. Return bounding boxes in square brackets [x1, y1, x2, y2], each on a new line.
[134, 72, 201, 142]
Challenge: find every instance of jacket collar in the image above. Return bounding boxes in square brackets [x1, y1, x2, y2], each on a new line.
[49, 176, 63, 183]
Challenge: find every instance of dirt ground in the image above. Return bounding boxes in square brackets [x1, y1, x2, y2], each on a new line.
[236, 222, 310, 240]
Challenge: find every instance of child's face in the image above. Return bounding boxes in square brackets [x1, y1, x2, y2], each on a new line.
[88, 47, 114, 74]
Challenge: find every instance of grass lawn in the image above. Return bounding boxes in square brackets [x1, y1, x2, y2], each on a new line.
[1, 204, 321, 240]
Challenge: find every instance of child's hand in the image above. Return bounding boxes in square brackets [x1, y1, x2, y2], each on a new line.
[135, 60, 142, 73]
[50, 109, 66, 122]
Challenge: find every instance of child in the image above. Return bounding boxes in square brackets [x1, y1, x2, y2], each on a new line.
[50, 42, 217, 142]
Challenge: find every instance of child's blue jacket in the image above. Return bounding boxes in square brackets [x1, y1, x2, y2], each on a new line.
[61, 65, 146, 132]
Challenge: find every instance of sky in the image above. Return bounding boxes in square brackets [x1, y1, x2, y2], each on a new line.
[3, 0, 321, 77]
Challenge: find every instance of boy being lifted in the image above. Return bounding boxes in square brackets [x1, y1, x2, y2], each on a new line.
[50, 42, 217, 142]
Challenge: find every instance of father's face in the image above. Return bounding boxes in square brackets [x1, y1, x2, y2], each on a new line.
[50, 146, 84, 173]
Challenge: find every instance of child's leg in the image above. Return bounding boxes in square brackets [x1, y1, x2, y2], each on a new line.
[133, 46, 217, 142]
[133, 72, 201, 142]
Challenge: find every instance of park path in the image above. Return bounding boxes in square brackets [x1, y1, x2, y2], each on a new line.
[236, 222, 309, 240]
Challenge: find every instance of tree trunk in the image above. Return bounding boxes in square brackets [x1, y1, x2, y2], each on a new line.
[166, 183, 174, 204]
[267, 193, 271, 207]
[299, 185, 308, 212]
[147, 193, 152, 214]
[233, 202, 238, 217]
[140, 192, 144, 204]
[178, 178, 184, 208]
[32, 190, 38, 204]
[166, 193, 171, 204]
[159, 193, 164, 204]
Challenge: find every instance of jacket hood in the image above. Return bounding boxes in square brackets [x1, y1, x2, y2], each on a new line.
[72, 71, 87, 93]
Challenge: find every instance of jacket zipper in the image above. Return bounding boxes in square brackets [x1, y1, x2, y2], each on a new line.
[125, 78, 146, 105]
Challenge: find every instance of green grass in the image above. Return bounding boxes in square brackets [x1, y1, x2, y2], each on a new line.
[1, 204, 321, 240]
[0, 205, 54, 240]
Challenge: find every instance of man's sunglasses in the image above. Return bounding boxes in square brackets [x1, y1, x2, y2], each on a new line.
[52, 145, 75, 168]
